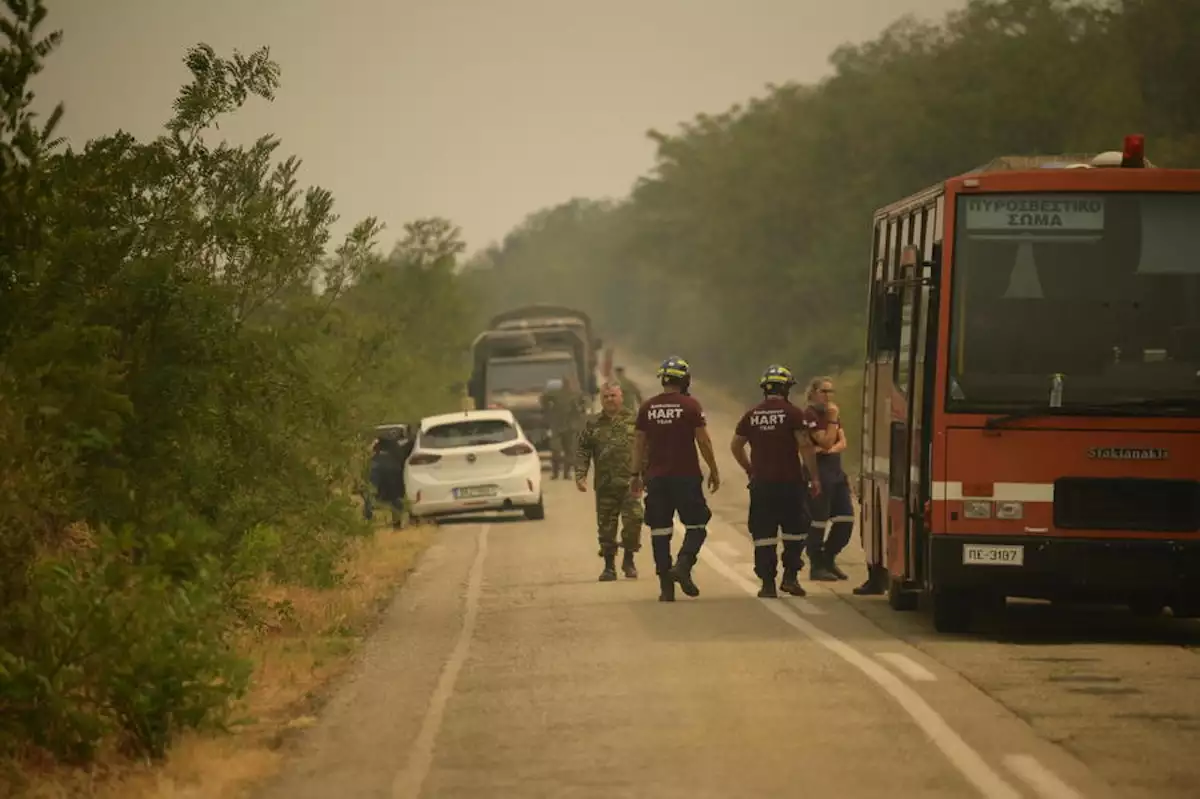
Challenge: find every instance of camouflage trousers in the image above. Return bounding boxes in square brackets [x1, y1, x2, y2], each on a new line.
[549, 430, 578, 477]
[595, 486, 643, 556]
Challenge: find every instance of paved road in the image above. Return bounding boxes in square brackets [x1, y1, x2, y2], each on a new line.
[258, 358, 1200, 799]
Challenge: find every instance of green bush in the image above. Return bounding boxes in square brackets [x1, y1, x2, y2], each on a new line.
[0, 0, 473, 763]
[1, 534, 251, 761]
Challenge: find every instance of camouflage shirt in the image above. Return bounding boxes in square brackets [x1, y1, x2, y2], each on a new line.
[575, 408, 639, 491]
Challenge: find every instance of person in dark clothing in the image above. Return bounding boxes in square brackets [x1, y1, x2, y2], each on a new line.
[368, 427, 411, 527]
[630, 355, 721, 602]
[730, 365, 823, 598]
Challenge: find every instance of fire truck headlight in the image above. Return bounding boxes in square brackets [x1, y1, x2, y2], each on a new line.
[963, 500, 993, 519]
[995, 501, 1024, 520]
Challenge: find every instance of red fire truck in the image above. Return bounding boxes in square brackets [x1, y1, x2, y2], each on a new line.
[858, 136, 1200, 633]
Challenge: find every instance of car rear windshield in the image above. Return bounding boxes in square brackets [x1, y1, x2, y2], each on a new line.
[420, 419, 518, 449]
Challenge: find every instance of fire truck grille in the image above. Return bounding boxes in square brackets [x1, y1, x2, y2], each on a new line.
[1053, 478, 1200, 533]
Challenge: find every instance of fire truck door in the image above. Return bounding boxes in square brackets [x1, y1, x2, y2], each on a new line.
[890, 251, 936, 584]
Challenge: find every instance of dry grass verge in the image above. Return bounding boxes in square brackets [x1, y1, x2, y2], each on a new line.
[5, 521, 436, 799]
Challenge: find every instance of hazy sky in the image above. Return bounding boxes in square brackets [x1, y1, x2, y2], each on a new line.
[33, 0, 965, 254]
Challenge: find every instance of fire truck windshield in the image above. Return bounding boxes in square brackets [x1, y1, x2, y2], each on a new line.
[946, 191, 1200, 413]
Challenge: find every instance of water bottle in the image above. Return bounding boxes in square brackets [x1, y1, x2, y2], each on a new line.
[1049, 373, 1064, 407]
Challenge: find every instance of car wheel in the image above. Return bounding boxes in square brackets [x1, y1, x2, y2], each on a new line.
[524, 495, 545, 521]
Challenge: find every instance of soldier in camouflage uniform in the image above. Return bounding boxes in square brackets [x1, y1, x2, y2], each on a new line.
[575, 381, 644, 581]
[541, 372, 588, 479]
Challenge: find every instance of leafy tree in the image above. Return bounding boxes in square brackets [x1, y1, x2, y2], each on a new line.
[0, 0, 473, 764]
[392, 216, 467, 268]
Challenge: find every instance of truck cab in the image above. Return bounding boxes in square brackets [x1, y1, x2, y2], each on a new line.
[481, 351, 582, 453]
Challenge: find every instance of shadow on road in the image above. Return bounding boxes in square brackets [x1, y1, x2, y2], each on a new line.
[982, 601, 1200, 648]
[843, 593, 1200, 650]
[431, 512, 530, 526]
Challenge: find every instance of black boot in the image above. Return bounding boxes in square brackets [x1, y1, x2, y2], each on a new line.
[670, 528, 706, 597]
[758, 578, 779, 598]
[853, 564, 887, 596]
[599, 552, 617, 582]
[827, 557, 849, 580]
[670, 552, 700, 597]
[810, 553, 839, 582]
[780, 568, 807, 597]
[658, 573, 675, 602]
[621, 550, 638, 579]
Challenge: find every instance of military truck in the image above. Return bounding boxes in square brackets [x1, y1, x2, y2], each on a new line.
[487, 305, 601, 396]
[467, 329, 585, 452]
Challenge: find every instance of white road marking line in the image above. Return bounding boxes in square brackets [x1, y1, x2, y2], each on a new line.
[877, 652, 938, 682]
[392, 524, 489, 799]
[1003, 754, 1084, 799]
[784, 597, 826, 615]
[694, 527, 1023, 799]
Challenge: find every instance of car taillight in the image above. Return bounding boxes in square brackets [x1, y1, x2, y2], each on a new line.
[501, 442, 534, 456]
[408, 452, 441, 465]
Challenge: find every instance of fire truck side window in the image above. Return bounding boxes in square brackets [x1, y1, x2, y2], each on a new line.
[888, 421, 906, 498]
[894, 210, 918, 395]
[881, 219, 894, 282]
[924, 203, 939, 260]
[867, 219, 887, 357]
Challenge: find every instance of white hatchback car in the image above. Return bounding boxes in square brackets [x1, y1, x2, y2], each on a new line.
[405, 408, 545, 521]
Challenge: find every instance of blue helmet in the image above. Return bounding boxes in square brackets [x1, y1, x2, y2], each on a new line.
[656, 355, 690, 381]
[759, 364, 796, 393]
[657, 355, 691, 395]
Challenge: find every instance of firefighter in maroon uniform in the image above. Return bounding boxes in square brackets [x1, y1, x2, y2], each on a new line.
[630, 355, 721, 602]
[730, 365, 823, 597]
[804, 375, 854, 581]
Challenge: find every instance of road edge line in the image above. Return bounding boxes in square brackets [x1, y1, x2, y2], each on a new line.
[877, 652, 939, 682]
[391, 523, 490, 799]
[1003, 754, 1085, 799]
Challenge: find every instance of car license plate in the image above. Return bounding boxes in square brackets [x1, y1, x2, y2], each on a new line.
[454, 485, 498, 499]
[962, 544, 1024, 566]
